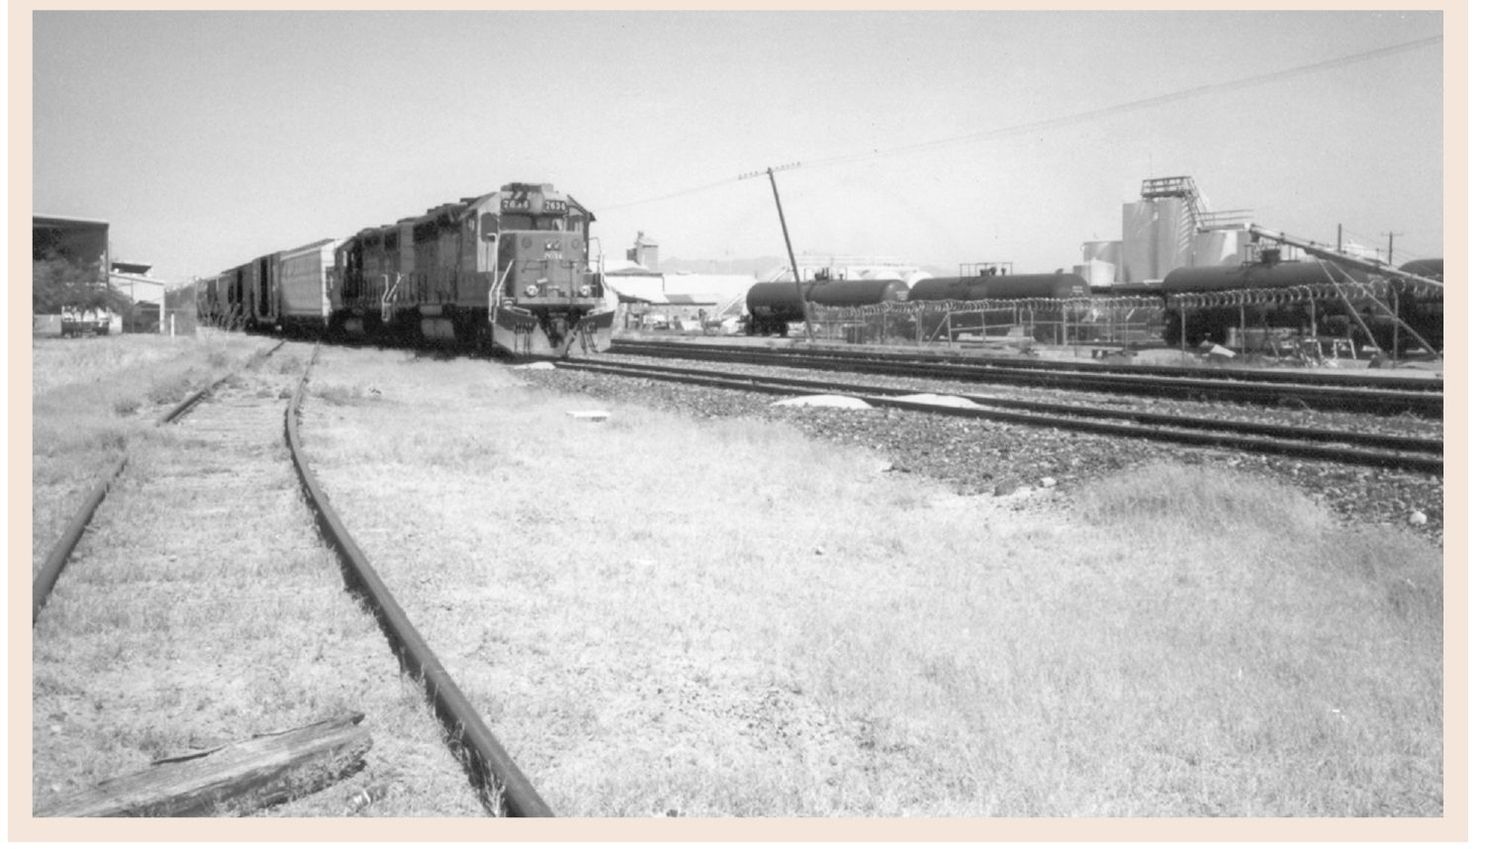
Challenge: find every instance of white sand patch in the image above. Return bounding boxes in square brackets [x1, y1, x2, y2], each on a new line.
[770, 394, 873, 410]
[895, 393, 983, 409]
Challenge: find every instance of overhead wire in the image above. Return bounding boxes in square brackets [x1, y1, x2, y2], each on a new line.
[592, 34, 1442, 214]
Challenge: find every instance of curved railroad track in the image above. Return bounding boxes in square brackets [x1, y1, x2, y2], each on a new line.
[559, 357, 1442, 475]
[32, 342, 549, 817]
[285, 351, 551, 817]
[610, 338, 1444, 418]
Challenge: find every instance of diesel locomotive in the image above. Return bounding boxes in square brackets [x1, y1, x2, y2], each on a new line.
[197, 183, 614, 357]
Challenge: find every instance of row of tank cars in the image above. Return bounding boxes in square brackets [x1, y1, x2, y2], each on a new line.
[196, 183, 615, 357]
[742, 254, 1444, 356]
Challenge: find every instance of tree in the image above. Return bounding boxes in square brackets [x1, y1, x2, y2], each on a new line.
[32, 252, 133, 315]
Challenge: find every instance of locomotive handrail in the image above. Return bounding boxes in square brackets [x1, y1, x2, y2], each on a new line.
[488, 260, 514, 318]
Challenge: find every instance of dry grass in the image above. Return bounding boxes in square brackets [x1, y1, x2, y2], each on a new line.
[29, 331, 271, 574]
[299, 346, 1442, 817]
[31, 356, 490, 818]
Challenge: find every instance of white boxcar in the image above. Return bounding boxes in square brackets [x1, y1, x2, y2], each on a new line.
[277, 238, 340, 336]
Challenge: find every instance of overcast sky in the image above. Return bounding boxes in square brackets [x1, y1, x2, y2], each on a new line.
[31, 9, 1445, 283]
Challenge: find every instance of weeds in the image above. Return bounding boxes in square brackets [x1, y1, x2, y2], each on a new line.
[312, 382, 370, 406]
[295, 347, 1442, 817]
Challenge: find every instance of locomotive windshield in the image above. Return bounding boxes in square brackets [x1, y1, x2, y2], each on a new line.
[496, 185, 589, 236]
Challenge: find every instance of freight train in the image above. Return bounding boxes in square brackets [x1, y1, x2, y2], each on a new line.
[741, 254, 1443, 356]
[197, 183, 614, 357]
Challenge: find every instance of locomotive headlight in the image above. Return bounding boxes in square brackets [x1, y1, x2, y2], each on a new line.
[579, 285, 592, 297]
[523, 284, 539, 297]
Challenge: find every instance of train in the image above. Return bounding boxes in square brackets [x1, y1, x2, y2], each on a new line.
[197, 183, 615, 357]
[741, 268, 1087, 341]
[1158, 251, 1445, 354]
[740, 254, 1444, 356]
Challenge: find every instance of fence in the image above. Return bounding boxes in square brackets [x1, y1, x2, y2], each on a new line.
[801, 297, 1168, 350]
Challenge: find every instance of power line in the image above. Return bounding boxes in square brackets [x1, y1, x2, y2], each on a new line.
[593, 34, 1441, 214]
[800, 35, 1441, 171]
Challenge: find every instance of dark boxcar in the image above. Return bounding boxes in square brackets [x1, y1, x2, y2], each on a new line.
[245, 251, 280, 332]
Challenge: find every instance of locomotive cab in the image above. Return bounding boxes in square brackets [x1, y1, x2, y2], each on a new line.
[489, 183, 614, 356]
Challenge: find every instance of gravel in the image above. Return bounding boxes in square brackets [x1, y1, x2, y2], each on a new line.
[519, 361, 1446, 547]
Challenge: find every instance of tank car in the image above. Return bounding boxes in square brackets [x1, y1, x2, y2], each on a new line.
[1159, 258, 1348, 348]
[1159, 255, 1443, 354]
[908, 271, 1090, 343]
[909, 271, 1089, 302]
[331, 182, 613, 357]
[1396, 258, 1443, 279]
[743, 278, 910, 336]
[1385, 258, 1444, 353]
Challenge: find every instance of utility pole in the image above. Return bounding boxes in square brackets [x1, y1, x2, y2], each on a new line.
[741, 161, 811, 340]
[1382, 231, 1402, 265]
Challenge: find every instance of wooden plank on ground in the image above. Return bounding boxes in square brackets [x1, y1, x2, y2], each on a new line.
[36, 712, 371, 817]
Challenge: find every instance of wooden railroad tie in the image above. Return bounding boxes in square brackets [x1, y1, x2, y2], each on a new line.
[37, 711, 372, 818]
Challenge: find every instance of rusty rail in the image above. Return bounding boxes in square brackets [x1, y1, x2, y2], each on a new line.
[32, 341, 286, 624]
[284, 348, 552, 817]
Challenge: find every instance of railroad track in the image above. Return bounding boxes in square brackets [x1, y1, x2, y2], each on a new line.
[32, 342, 549, 817]
[611, 339, 1444, 418]
[559, 358, 1442, 475]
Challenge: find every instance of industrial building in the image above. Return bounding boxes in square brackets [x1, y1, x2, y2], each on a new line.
[32, 213, 168, 334]
[1079, 176, 1253, 287]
